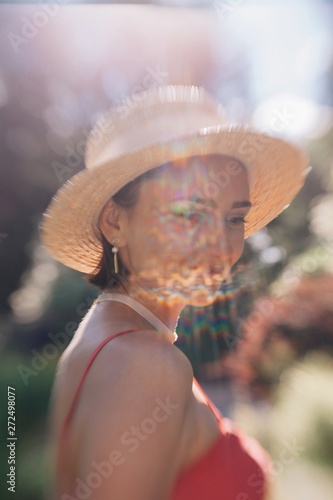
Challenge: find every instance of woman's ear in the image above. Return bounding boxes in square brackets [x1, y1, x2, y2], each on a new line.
[98, 199, 127, 246]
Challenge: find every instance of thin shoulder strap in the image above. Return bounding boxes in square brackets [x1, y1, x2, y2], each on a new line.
[193, 376, 223, 423]
[60, 328, 142, 443]
[56, 328, 142, 494]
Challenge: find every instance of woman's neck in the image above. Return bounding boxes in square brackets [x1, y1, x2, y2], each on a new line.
[105, 283, 185, 336]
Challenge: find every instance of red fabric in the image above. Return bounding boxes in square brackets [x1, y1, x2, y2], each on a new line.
[59, 329, 271, 499]
[170, 378, 270, 500]
[171, 411, 270, 500]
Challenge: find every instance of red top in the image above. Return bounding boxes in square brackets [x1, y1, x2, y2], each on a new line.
[58, 329, 271, 499]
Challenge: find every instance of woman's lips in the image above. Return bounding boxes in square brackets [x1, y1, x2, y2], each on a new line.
[186, 265, 225, 277]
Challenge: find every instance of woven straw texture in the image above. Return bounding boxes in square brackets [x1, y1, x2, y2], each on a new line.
[40, 86, 309, 274]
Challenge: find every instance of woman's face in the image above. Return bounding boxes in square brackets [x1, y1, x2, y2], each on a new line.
[115, 154, 250, 307]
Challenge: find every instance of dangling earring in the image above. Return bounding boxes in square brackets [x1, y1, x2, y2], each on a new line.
[111, 238, 120, 273]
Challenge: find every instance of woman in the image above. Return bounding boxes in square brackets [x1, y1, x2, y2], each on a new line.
[40, 85, 309, 499]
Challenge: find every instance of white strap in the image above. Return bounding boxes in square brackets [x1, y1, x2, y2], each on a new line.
[95, 291, 178, 343]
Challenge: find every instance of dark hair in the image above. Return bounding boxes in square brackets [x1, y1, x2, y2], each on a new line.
[83, 166, 164, 292]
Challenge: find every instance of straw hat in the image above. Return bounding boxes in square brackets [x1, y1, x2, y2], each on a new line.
[40, 85, 309, 274]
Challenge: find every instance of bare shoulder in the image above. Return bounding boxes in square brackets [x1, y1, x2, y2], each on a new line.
[65, 331, 194, 499]
[78, 329, 194, 420]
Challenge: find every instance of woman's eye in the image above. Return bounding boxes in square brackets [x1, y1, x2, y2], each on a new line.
[170, 201, 206, 222]
[226, 216, 247, 227]
[174, 210, 203, 222]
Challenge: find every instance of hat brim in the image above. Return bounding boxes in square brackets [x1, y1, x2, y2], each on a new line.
[40, 126, 309, 274]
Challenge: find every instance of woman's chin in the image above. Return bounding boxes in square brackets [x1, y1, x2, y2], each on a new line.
[132, 272, 223, 305]
[167, 274, 223, 302]
[185, 282, 223, 307]
[188, 289, 222, 307]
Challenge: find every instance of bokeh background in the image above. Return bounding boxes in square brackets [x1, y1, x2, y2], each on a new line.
[1, 1, 333, 499]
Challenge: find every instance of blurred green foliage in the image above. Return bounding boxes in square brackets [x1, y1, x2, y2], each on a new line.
[0, 353, 56, 499]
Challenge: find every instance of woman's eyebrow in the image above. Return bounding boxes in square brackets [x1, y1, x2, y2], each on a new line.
[169, 195, 216, 206]
[231, 201, 252, 209]
[190, 197, 252, 210]
[168, 197, 252, 210]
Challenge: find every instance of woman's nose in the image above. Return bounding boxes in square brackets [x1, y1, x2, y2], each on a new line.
[205, 219, 232, 257]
